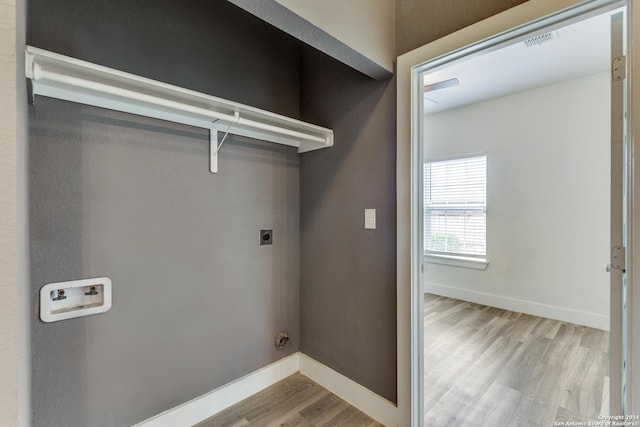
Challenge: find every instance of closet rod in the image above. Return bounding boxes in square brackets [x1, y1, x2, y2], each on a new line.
[26, 46, 334, 173]
[32, 66, 328, 144]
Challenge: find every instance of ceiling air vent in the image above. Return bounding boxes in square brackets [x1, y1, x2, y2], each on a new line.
[523, 32, 556, 48]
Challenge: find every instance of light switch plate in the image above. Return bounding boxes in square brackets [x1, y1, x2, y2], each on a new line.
[365, 209, 376, 229]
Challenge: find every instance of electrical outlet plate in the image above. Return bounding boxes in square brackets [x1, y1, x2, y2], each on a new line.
[40, 277, 112, 323]
[260, 229, 273, 245]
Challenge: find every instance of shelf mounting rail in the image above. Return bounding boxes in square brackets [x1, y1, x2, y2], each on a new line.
[25, 46, 334, 173]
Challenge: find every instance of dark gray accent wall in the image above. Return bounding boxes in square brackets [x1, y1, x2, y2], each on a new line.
[24, 0, 552, 423]
[30, 102, 301, 427]
[28, 0, 301, 118]
[299, 48, 397, 403]
[292, 0, 537, 411]
[395, 0, 529, 55]
[28, 1, 302, 426]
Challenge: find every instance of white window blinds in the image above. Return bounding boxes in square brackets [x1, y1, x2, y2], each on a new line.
[424, 155, 487, 257]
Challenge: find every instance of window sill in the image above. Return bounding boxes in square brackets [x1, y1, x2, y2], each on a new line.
[425, 254, 488, 270]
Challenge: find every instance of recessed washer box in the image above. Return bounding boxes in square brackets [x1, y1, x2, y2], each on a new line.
[40, 277, 112, 323]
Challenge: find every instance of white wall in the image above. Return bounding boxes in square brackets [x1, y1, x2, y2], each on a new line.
[0, 0, 19, 424]
[275, 0, 394, 72]
[424, 72, 611, 330]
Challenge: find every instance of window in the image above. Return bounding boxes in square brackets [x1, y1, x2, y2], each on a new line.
[424, 155, 487, 261]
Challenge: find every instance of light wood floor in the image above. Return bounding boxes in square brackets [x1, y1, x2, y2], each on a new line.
[196, 295, 609, 427]
[196, 373, 383, 427]
[425, 293, 609, 427]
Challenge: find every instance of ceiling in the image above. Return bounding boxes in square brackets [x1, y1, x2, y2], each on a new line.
[423, 8, 624, 114]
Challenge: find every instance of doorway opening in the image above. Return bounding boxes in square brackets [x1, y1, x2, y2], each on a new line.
[412, 1, 630, 425]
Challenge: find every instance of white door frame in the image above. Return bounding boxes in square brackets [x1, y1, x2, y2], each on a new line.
[396, 0, 637, 425]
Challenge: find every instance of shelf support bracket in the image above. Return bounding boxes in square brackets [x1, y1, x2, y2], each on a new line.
[210, 126, 218, 174]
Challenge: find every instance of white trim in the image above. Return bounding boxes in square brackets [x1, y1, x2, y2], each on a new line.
[426, 282, 610, 331]
[425, 254, 488, 270]
[628, 0, 638, 414]
[134, 352, 400, 427]
[409, 34, 426, 427]
[298, 353, 399, 427]
[134, 353, 300, 427]
[424, 151, 488, 163]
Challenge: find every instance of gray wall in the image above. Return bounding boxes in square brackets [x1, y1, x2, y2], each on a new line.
[395, 0, 528, 55]
[28, 0, 301, 118]
[295, 0, 533, 406]
[28, 1, 302, 426]
[25, 0, 535, 424]
[299, 48, 398, 403]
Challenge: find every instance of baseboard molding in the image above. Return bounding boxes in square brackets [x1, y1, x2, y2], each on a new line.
[426, 282, 610, 331]
[134, 353, 300, 427]
[298, 353, 399, 427]
[135, 352, 399, 427]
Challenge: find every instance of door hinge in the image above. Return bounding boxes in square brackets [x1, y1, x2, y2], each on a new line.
[611, 245, 626, 271]
[613, 56, 626, 81]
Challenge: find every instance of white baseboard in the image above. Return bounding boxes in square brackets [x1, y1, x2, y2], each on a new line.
[426, 282, 610, 331]
[135, 352, 399, 427]
[298, 353, 399, 427]
[134, 353, 300, 427]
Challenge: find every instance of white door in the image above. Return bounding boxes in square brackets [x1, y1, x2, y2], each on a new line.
[609, 10, 627, 416]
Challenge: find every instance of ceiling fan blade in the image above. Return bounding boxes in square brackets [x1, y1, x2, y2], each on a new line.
[424, 78, 459, 93]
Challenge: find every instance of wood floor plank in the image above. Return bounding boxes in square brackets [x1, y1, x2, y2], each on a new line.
[509, 362, 564, 426]
[531, 318, 563, 339]
[581, 328, 609, 353]
[425, 293, 609, 426]
[495, 334, 552, 391]
[425, 325, 478, 374]
[322, 406, 377, 427]
[298, 393, 349, 425]
[438, 306, 477, 327]
[202, 294, 610, 427]
[278, 413, 316, 427]
[197, 375, 314, 427]
[425, 329, 505, 400]
[459, 383, 521, 427]
[246, 386, 327, 425]
[196, 410, 250, 427]
[601, 376, 610, 417]
[426, 335, 522, 426]
[496, 309, 523, 321]
[480, 306, 511, 321]
[509, 395, 556, 427]
[559, 347, 607, 417]
[554, 407, 589, 423]
[494, 313, 541, 342]
[543, 323, 585, 367]
[457, 336, 522, 397]
[197, 373, 379, 427]
[196, 415, 250, 427]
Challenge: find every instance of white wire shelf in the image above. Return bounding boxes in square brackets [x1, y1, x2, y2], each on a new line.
[25, 46, 334, 173]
